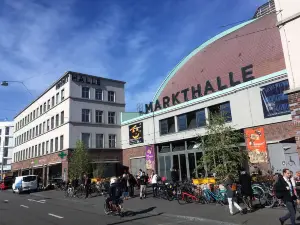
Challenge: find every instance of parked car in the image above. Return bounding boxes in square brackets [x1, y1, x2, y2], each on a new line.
[0, 176, 14, 190]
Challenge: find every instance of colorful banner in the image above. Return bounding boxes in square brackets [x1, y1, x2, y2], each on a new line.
[260, 80, 290, 118]
[145, 145, 155, 170]
[129, 122, 144, 145]
[245, 127, 267, 163]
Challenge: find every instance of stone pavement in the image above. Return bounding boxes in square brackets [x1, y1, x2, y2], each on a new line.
[29, 189, 300, 225]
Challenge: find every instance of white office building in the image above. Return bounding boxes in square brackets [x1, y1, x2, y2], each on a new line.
[0, 121, 14, 178]
[12, 71, 125, 184]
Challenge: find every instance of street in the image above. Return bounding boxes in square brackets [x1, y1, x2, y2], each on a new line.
[0, 190, 238, 225]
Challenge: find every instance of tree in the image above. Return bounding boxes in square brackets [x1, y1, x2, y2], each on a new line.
[197, 113, 247, 181]
[92, 164, 105, 178]
[68, 140, 90, 180]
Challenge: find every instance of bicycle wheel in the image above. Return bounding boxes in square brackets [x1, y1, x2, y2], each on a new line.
[76, 186, 85, 199]
[263, 193, 276, 208]
[104, 203, 110, 215]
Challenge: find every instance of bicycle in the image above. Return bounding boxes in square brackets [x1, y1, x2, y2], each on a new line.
[202, 185, 227, 205]
[177, 183, 207, 205]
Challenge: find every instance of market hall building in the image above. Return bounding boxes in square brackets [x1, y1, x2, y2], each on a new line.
[11, 71, 125, 185]
[121, 7, 298, 180]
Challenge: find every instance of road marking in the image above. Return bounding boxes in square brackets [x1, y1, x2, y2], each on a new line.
[28, 199, 46, 203]
[20, 205, 29, 208]
[48, 213, 64, 219]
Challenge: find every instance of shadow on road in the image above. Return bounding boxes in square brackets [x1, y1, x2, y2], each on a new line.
[123, 206, 157, 217]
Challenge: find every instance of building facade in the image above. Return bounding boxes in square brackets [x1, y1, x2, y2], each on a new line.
[275, 0, 300, 161]
[121, 10, 298, 180]
[12, 71, 125, 184]
[0, 121, 14, 178]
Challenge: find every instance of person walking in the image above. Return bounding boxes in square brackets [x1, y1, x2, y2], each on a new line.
[128, 173, 136, 197]
[224, 174, 243, 215]
[83, 173, 91, 199]
[276, 168, 299, 225]
[151, 171, 158, 197]
[139, 171, 147, 199]
[239, 168, 253, 211]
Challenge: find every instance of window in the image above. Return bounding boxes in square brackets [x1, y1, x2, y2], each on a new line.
[47, 119, 50, 131]
[82, 109, 90, 122]
[44, 102, 46, 112]
[38, 144, 41, 156]
[47, 99, 50, 110]
[82, 87, 90, 99]
[39, 124, 42, 135]
[27, 131, 29, 140]
[52, 96, 55, 107]
[95, 110, 103, 123]
[61, 111, 64, 124]
[46, 141, 49, 154]
[108, 112, 115, 124]
[3, 147, 8, 157]
[33, 127, 35, 138]
[56, 114, 59, 127]
[109, 134, 116, 148]
[29, 130, 32, 139]
[55, 137, 58, 151]
[61, 89, 65, 101]
[177, 114, 187, 131]
[37, 108, 39, 117]
[96, 134, 104, 148]
[28, 147, 31, 158]
[0, 129, 1, 135]
[31, 147, 34, 158]
[196, 109, 206, 127]
[50, 139, 54, 153]
[60, 135, 64, 150]
[108, 91, 115, 102]
[36, 125, 38, 136]
[25, 117, 27, 125]
[82, 133, 90, 148]
[159, 117, 175, 135]
[4, 137, 9, 146]
[51, 117, 54, 129]
[95, 89, 103, 100]
[40, 105, 43, 115]
[35, 145, 37, 157]
[43, 122, 46, 133]
[56, 93, 59, 104]
[33, 110, 36, 119]
[42, 142, 45, 155]
[208, 102, 232, 122]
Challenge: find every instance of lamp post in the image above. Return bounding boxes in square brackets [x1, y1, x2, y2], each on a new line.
[1, 81, 33, 97]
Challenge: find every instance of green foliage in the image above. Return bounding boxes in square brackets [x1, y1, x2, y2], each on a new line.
[92, 164, 105, 178]
[68, 140, 90, 180]
[197, 113, 247, 181]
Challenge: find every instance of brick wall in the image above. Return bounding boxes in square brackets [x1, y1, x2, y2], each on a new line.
[122, 146, 145, 168]
[287, 90, 300, 155]
[262, 120, 294, 141]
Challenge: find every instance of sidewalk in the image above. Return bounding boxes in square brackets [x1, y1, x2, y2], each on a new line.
[31, 189, 294, 225]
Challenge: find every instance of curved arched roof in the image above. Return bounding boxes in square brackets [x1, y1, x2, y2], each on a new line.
[153, 13, 285, 103]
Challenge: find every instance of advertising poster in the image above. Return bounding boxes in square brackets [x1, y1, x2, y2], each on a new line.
[129, 122, 144, 145]
[244, 127, 267, 163]
[260, 80, 290, 118]
[145, 145, 155, 170]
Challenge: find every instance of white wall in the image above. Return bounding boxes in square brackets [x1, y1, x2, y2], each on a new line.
[275, 0, 300, 89]
[121, 75, 292, 149]
[0, 121, 14, 171]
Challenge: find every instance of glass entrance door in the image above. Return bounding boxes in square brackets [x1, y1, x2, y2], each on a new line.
[179, 154, 187, 181]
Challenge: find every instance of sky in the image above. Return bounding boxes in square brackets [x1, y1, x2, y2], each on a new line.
[0, 0, 267, 121]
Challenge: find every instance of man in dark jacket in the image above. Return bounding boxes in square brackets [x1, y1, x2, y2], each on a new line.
[276, 168, 298, 225]
[239, 169, 253, 211]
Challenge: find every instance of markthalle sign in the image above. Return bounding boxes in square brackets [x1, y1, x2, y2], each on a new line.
[145, 64, 254, 113]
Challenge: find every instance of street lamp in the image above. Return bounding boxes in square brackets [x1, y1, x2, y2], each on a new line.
[1, 80, 33, 97]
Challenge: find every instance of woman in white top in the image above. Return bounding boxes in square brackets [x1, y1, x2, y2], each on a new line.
[151, 171, 158, 197]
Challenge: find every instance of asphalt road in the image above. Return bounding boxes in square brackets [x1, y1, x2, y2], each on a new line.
[0, 191, 235, 225]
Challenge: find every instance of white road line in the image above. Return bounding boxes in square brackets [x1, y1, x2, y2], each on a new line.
[28, 199, 46, 203]
[48, 213, 64, 219]
[20, 205, 29, 208]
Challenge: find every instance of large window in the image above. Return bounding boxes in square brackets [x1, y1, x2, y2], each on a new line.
[39, 124, 42, 135]
[108, 91, 115, 102]
[159, 117, 175, 135]
[82, 133, 90, 148]
[5, 127, 10, 135]
[47, 119, 50, 131]
[42, 142, 45, 155]
[108, 112, 116, 124]
[196, 109, 206, 127]
[40, 105, 43, 115]
[95, 110, 103, 123]
[95, 89, 103, 100]
[82, 87, 90, 99]
[44, 102, 46, 112]
[51, 117, 54, 129]
[82, 109, 90, 122]
[61, 89, 65, 101]
[109, 134, 116, 148]
[38, 144, 41, 156]
[50, 139, 54, 153]
[177, 114, 187, 131]
[47, 100, 50, 110]
[52, 96, 55, 107]
[56, 114, 59, 127]
[60, 135, 64, 150]
[61, 111, 64, 124]
[55, 137, 58, 151]
[56, 93, 60, 104]
[96, 134, 104, 148]
[208, 102, 232, 122]
[177, 110, 205, 131]
[46, 141, 49, 154]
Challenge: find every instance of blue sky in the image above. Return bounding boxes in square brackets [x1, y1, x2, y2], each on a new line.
[0, 0, 266, 120]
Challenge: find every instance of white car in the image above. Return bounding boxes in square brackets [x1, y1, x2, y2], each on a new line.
[12, 175, 38, 193]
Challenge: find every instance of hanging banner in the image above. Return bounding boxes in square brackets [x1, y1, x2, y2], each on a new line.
[129, 122, 144, 145]
[245, 127, 267, 163]
[260, 80, 290, 118]
[145, 145, 155, 170]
